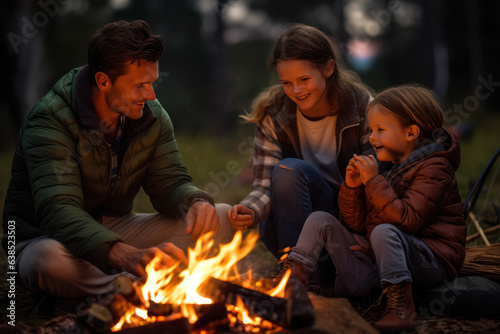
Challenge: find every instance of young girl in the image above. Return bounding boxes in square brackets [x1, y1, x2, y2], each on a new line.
[226, 24, 374, 288]
[281, 84, 467, 332]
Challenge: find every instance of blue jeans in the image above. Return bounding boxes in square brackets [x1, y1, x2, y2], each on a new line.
[288, 211, 448, 297]
[259, 158, 338, 258]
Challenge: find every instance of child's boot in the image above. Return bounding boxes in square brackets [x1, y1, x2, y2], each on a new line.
[275, 258, 309, 285]
[374, 282, 418, 332]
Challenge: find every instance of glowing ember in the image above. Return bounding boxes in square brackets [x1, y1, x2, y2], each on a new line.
[111, 230, 290, 332]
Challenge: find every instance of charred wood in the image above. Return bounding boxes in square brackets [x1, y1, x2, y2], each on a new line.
[198, 277, 288, 327]
[117, 314, 191, 334]
[78, 302, 114, 333]
[284, 277, 315, 329]
[114, 275, 146, 307]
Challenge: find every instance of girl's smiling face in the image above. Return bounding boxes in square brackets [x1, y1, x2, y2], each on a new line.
[276, 59, 334, 119]
[367, 105, 419, 164]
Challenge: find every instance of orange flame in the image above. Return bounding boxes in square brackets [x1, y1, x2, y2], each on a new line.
[111, 230, 289, 331]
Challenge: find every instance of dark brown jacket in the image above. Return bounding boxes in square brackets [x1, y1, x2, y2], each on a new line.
[339, 131, 466, 279]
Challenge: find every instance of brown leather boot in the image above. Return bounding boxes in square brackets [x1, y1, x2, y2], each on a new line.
[374, 282, 418, 332]
[274, 258, 309, 285]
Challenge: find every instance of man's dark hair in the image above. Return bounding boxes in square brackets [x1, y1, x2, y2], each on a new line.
[87, 20, 163, 86]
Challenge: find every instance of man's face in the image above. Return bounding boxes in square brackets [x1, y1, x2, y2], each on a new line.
[105, 60, 159, 120]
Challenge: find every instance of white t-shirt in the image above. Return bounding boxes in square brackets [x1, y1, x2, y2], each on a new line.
[297, 109, 341, 189]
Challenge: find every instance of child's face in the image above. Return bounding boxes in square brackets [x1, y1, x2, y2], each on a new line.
[276, 59, 333, 119]
[367, 105, 416, 164]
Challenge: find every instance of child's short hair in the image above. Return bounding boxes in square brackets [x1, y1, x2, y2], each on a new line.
[368, 84, 444, 139]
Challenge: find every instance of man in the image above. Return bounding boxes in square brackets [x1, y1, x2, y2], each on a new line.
[2, 20, 233, 298]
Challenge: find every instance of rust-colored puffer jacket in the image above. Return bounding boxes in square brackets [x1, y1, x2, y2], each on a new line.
[339, 131, 466, 279]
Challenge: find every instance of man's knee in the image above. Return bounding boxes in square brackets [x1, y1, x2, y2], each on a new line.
[215, 203, 235, 243]
[18, 239, 76, 294]
[29, 239, 78, 280]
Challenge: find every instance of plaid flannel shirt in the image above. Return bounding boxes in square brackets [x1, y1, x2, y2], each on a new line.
[241, 85, 373, 226]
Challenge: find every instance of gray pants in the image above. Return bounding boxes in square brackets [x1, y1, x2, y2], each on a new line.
[16, 203, 234, 298]
[288, 211, 448, 297]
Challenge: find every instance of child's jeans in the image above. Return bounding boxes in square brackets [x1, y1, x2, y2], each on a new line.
[259, 158, 338, 258]
[288, 211, 448, 297]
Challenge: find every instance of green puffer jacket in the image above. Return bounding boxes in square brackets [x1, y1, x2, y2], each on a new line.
[2, 66, 213, 272]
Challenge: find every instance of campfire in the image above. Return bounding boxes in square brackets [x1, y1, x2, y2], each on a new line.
[79, 231, 315, 333]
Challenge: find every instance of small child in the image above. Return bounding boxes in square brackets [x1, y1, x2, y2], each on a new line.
[282, 84, 467, 332]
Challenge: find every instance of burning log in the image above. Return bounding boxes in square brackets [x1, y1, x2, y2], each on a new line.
[115, 314, 191, 334]
[198, 277, 287, 325]
[114, 275, 146, 307]
[191, 302, 230, 331]
[284, 276, 315, 330]
[79, 302, 115, 333]
[79, 275, 146, 332]
[147, 301, 229, 329]
[78, 229, 317, 332]
[198, 276, 315, 330]
[147, 301, 177, 317]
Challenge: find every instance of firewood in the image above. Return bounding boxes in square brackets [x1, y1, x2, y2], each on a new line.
[284, 276, 315, 329]
[114, 275, 146, 307]
[117, 314, 191, 334]
[191, 302, 229, 330]
[148, 301, 228, 329]
[148, 301, 177, 317]
[198, 276, 315, 330]
[198, 277, 288, 326]
[107, 293, 134, 321]
[78, 302, 114, 333]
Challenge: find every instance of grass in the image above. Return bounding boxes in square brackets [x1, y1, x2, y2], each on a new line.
[454, 113, 500, 199]
[132, 129, 256, 213]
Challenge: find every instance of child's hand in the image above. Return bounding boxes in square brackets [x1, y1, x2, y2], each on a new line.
[351, 154, 378, 185]
[349, 235, 375, 260]
[226, 204, 255, 230]
[346, 158, 363, 188]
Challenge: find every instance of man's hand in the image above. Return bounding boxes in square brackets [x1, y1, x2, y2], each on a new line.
[226, 204, 255, 230]
[351, 154, 378, 185]
[107, 242, 188, 278]
[185, 200, 220, 240]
